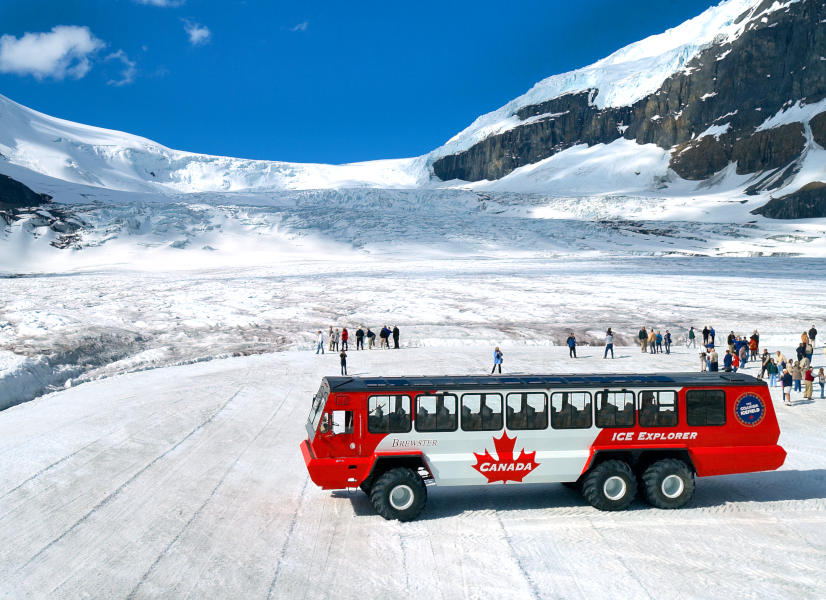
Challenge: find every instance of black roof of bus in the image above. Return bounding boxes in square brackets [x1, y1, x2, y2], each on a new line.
[323, 372, 763, 392]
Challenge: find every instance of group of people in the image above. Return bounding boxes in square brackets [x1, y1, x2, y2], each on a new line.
[315, 325, 402, 375]
[637, 327, 674, 355]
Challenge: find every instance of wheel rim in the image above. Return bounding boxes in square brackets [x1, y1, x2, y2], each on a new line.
[389, 484, 415, 511]
[603, 475, 627, 501]
[661, 474, 685, 499]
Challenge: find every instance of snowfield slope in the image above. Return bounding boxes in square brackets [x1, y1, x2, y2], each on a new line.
[0, 346, 823, 598]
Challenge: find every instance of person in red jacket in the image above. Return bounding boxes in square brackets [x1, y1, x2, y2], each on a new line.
[804, 367, 815, 400]
[341, 328, 349, 351]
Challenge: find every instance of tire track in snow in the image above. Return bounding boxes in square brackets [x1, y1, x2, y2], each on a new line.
[494, 512, 540, 600]
[17, 387, 245, 573]
[126, 385, 290, 599]
[266, 476, 310, 600]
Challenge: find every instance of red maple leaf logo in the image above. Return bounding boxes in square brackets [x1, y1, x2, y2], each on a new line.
[472, 432, 539, 483]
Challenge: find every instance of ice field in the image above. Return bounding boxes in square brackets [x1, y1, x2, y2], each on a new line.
[0, 344, 824, 599]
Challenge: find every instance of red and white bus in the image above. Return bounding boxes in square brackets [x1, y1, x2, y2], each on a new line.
[301, 372, 785, 520]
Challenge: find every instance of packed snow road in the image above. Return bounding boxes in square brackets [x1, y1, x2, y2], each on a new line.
[1, 346, 824, 599]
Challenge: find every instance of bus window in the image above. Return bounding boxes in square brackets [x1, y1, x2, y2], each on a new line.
[415, 394, 457, 432]
[686, 390, 726, 426]
[638, 391, 678, 427]
[368, 395, 411, 433]
[461, 393, 503, 431]
[595, 391, 635, 428]
[551, 392, 592, 429]
[506, 392, 547, 430]
[331, 410, 353, 435]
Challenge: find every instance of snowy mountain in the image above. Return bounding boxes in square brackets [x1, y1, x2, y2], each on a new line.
[1, 0, 826, 272]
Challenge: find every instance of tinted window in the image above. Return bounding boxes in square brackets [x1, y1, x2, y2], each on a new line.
[638, 390, 678, 427]
[551, 392, 592, 429]
[368, 395, 411, 433]
[506, 392, 548, 430]
[415, 394, 457, 432]
[461, 393, 504, 431]
[686, 390, 726, 426]
[595, 391, 635, 428]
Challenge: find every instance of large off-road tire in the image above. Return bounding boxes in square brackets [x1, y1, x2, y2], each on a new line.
[370, 467, 427, 521]
[581, 460, 637, 511]
[641, 459, 695, 509]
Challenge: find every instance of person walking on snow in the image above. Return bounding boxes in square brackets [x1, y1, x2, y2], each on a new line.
[665, 330, 672, 354]
[491, 347, 503, 374]
[604, 328, 614, 359]
[340, 349, 347, 375]
[315, 330, 325, 354]
[566, 333, 577, 358]
[688, 326, 696, 348]
[809, 325, 818, 348]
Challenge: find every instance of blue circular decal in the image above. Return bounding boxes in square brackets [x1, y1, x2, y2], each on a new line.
[734, 394, 765, 427]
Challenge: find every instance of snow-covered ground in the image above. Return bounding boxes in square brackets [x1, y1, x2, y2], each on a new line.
[1, 344, 823, 598]
[3, 256, 826, 409]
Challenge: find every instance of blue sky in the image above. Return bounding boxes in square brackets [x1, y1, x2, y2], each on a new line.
[0, 0, 721, 164]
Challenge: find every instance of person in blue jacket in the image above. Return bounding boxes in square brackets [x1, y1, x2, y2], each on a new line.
[566, 333, 577, 358]
[664, 330, 672, 354]
[491, 347, 503, 374]
[723, 349, 733, 372]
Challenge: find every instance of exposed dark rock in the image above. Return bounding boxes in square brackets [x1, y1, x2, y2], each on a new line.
[731, 123, 805, 174]
[811, 111, 826, 147]
[0, 174, 52, 209]
[670, 135, 732, 180]
[433, 0, 826, 184]
[751, 181, 826, 218]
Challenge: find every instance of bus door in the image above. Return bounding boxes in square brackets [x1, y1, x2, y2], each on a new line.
[548, 390, 596, 481]
[317, 395, 359, 457]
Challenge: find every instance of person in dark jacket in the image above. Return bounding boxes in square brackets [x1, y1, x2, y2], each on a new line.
[664, 330, 672, 354]
[566, 333, 577, 358]
[702, 326, 710, 346]
[366, 327, 376, 349]
[392, 326, 400, 349]
[781, 369, 793, 405]
[808, 325, 817, 348]
[723, 350, 733, 372]
[638, 327, 648, 353]
[340, 349, 347, 375]
[379, 326, 390, 348]
[355, 327, 365, 350]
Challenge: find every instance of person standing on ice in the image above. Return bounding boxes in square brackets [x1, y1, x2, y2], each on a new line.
[708, 348, 719, 371]
[491, 347, 503, 374]
[648, 329, 657, 354]
[792, 361, 802, 393]
[688, 326, 696, 348]
[604, 328, 614, 359]
[366, 327, 376, 349]
[818, 367, 825, 398]
[781, 369, 792, 405]
[767, 359, 778, 387]
[315, 330, 325, 354]
[340, 349, 347, 375]
[566, 333, 577, 358]
[803, 366, 814, 400]
[341, 327, 349, 351]
[392, 325, 400, 349]
[333, 328, 341, 351]
[702, 326, 709, 346]
[328, 326, 335, 351]
[355, 326, 364, 350]
[638, 326, 648, 353]
[709, 326, 716, 346]
[809, 325, 818, 348]
[723, 350, 733, 372]
[664, 330, 672, 354]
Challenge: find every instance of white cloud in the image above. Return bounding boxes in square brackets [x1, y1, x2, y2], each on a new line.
[0, 25, 104, 80]
[183, 20, 211, 46]
[290, 21, 309, 32]
[105, 50, 136, 86]
[134, 0, 185, 6]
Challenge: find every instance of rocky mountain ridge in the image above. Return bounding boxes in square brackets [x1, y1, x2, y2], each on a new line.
[433, 0, 826, 217]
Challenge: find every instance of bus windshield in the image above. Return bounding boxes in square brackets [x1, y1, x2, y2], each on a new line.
[307, 382, 330, 440]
